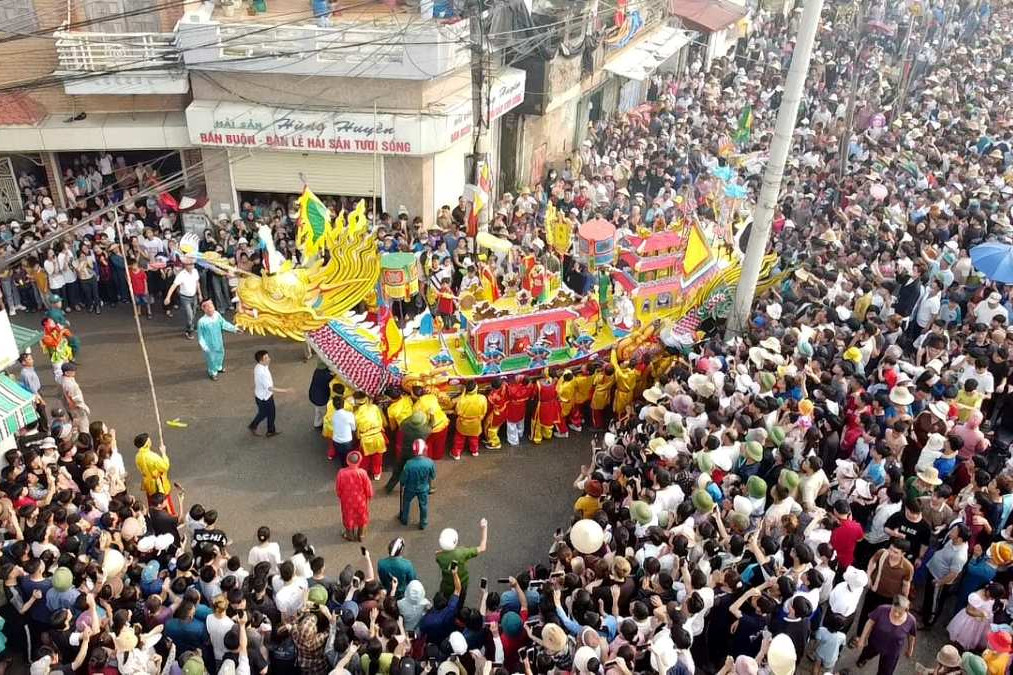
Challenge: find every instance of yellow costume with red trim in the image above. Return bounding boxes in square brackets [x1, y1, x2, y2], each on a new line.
[354, 402, 387, 456]
[612, 351, 637, 417]
[484, 385, 508, 449]
[453, 390, 488, 457]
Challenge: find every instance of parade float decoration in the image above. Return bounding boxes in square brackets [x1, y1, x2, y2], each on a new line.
[212, 166, 779, 395]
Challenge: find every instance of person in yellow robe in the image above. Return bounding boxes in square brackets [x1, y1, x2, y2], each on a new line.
[612, 350, 638, 421]
[558, 370, 577, 433]
[134, 432, 176, 515]
[386, 387, 415, 462]
[452, 381, 488, 458]
[590, 364, 615, 429]
[571, 364, 593, 431]
[353, 392, 387, 480]
[321, 378, 346, 441]
[414, 386, 449, 460]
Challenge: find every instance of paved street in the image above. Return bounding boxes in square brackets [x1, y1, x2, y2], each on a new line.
[30, 306, 585, 592]
[20, 306, 953, 672]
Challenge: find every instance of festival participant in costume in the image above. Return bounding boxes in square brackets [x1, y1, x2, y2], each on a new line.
[484, 378, 508, 449]
[452, 381, 488, 459]
[386, 386, 415, 463]
[435, 281, 458, 329]
[570, 363, 593, 431]
[41, 318, 74, 383]
[558, 370, 577, 435]
[353, 391, 387, 480]
[134, 432, 175, 515]
[477, 255, 500, 302]
[590, 364, 615, 428]
[334, 450, 373, 542]
[532, 369, 565, 444]
[399, 439, 436, 530]
[195, 299, 239, 381]
[612, 351, 638, 421]
[505, 374, 534, 446]
[529, 264, 548, 304]
[414, 386, 449, 460]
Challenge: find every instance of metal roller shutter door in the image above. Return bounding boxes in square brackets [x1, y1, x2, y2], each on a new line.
[231, 151, 382, 197]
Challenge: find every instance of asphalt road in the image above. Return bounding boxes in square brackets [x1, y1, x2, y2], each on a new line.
[16, 305, 952, 673]
[23, 306, 586, 593]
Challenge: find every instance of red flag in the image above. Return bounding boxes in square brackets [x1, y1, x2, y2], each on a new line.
[379, 306, 403, 366]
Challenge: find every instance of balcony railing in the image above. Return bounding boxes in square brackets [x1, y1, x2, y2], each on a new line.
[54, 30, 181, 73]
[177, 15, 471, 80]
[52, 30, 188, 95]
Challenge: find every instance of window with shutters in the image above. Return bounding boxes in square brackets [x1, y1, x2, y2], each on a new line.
[0, 0, 39, 33]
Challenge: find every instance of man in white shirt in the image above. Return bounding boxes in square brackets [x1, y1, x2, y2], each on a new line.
[249, 350, 291, 437]
[164, 260, 202, 339]
[330, 394, 356, 463]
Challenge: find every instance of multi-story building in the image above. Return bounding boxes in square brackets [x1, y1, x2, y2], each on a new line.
[0, 0, 746, 224]
[0, 0, 193, 220]
[178, 0, 525, 221]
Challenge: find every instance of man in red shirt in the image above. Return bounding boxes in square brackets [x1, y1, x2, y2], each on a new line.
[829, 499, 865, 570]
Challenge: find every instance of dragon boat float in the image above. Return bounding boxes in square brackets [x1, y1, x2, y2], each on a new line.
[183, 177, 780, 397]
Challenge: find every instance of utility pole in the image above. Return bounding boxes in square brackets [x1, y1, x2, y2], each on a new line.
[837, 0, 868, 181]
[468, 0, 491, 238]
[724, 0, 825, 340]
[894, 12, 924, 117]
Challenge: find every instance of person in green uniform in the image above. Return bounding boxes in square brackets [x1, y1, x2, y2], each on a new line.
[377, 537, 417, 600]
[435, 518, 488, 609]
[399, 440, 437, 530]
[386, 412, 432, 494]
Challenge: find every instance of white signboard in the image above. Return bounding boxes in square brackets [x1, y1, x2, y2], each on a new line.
[186, 68, 526, 158]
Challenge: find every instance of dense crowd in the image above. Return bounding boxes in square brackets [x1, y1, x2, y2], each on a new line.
[3, 0, 1013, 673]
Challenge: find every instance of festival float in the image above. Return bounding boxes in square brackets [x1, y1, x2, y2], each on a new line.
[182, 168, 780, 397]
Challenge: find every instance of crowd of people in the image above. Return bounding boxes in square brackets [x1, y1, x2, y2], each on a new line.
[2, 0, 1013, 672]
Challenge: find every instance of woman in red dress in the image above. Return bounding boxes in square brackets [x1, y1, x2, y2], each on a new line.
[334, 450, 374, 542]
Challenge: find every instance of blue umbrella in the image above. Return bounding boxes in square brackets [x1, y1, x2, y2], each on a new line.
[971, 241, 1013, 283]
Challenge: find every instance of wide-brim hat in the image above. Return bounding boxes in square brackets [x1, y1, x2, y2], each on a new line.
[646, 405, 667, 424]
[917, 466, 943, 486]
[937, 645, 961, 668]
[687, 373, 716, 398]
[647, 436, 668, 454]
[759, 337, 781, 353]
[744, 440, 763, 462]
[925, 433, 946, 453]
[541, 624, 568, 653]
[930, 401, 949, 421]
[643, 384, 667, 404]
[889, 386, 914, 406]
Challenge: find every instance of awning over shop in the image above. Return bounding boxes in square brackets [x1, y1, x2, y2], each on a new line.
[0, 375, 37, 439]
[604, 25, 698, 81]
[0, 111, 189, 153]
[11, 324, 42, 354]
[669, 0, 747, 32]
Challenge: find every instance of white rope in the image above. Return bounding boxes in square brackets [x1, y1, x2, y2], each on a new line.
[113, 209, 164, 447]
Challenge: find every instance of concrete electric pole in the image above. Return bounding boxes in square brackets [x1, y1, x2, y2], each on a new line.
[724, 0, 826, 340]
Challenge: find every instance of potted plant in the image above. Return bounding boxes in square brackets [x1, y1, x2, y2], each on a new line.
[219, 0, 238, 17]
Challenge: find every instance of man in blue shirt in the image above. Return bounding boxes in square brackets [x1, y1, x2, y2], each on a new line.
[418, 568, 460, 644]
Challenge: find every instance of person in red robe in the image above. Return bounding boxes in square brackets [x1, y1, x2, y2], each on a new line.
[484, 378, 509, 449]
[505, 374, 534, 446]
[335, 450, 374, 542]
[532, 370, 565, 444]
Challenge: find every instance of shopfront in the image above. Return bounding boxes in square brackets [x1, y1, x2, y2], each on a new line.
[187, 66, 526, 224]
